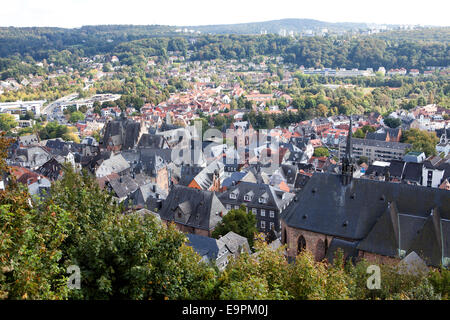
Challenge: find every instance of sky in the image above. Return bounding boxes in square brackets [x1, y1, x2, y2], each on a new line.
[1, 0, 449, 28]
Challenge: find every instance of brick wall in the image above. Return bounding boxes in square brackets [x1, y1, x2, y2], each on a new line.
[282, 223, 333, 261]
[358, 251, 399, 265]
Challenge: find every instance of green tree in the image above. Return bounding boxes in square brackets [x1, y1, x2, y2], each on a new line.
[46, 166, 216, 300]
[0, 114, 18, 131]
[313, 147, 330, 157]
[69, 111, 85, 123]
[212, 205, 257, 248]
[0, 134, 70, 299]
[402, 128, 439, 157]
[353, 128, 365, 139]
[384, 117, 401, 128]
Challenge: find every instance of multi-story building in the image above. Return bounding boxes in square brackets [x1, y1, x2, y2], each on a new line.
[218, 181, 294, 233]
[339, 137, 411, 164]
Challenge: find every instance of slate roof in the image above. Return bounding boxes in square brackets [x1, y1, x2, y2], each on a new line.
[365, 164, 388, 177]
[222, 171, 247, 189]
[387, 160, 406, 178]
[102, 119, 141, 150]
[96, 153, 130, 177]
[159, 185, 227, 231]
[294, 172, 311, 190]
[137, 134, 168, 149]
[107, 173, 151, 200]
[190, 159, 224, 190]
[18, 134, 39, 146]
[9, 146, 52, 168]
[351, 138, 411, 150]
[44, 138, 68, 151]
[282, 172, 450, 266]
[179, 165, 204, 186]
[219, 181, 295, 211]
[35, 158, 63, 181]
[108, 175, 140, 199]
[366, 132, 388, 141]
[325, 238, 359, 264]
[219, 231, 250, 254]
[402, 162, 423, 184]
[186, 233, 220, 261]
[186, 231, 250, 265]
[281, 164, 298, 185]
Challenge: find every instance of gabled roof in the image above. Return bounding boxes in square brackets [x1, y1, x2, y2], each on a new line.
[186, 233, 220, 261]
[35, 158, 63, 181]
[357, 202, 400, 257]
[407, 208, 445, 267]
[219, 181, 294, 211]
[388, 160, 406, 178]
[96, 153, 130, 176]
[282, 172, 450, 266]
[219, 231, 250, 254]
[137, 133, 168, 149]
[159, 185, 227, 231]
[281, 164, 298, 185]
[282, 173, 450, 240]
[325, 238, 359, 264]
[190, 159, 224, 190]
[402, 162, 423, 183]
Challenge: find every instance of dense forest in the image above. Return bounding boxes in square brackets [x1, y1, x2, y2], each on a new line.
[0, 26, 448, 75]
[182, 18, 370, 34]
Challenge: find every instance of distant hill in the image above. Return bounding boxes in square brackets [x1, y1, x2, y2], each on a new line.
[181, 18, 375, 35]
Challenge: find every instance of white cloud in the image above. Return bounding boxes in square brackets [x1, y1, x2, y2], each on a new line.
[0, 0, 448, 28]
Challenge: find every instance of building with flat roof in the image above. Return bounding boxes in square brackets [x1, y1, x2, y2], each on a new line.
[338, 137, 411, 164]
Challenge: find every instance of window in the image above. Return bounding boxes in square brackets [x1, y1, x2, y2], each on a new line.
[252, 208, 257, 215]
[259, 197, 267, 204]
[244, 195, 252, 201]
[234, 205, 239, 210]
[260, 221, 266, 229]
[226, 204, 231, 210]
[270, 222, 274, 230]
[230, 193, 237, 199]
[261, 209, 265, 217]
[269, 211, 275, 218]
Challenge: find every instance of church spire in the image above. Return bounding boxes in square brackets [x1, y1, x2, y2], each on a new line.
[346, 116, 353, 160]
[341, 116, 354, 185]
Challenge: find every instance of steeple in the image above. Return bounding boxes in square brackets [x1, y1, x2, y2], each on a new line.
[341, 116, 354, 185]
[346, 116, 353, 160]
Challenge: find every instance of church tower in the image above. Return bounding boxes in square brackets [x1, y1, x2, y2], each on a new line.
[341, 116, 355, 185]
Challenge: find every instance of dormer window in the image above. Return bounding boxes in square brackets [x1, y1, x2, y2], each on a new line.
[259, 197, 267, 204]
[244, 195, 252, 201]
[230, 193, 237, 200]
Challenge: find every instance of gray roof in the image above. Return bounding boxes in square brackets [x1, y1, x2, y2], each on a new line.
[219, 181, 295, 211]
[186, 233, 221, 261]
[96, 153, 130, 176]
[282, 172, 450, 266]
[159, 185, 228, 231]
[10, 146, 52, 168]
[19, 134, 39, 146]
[190, 159, 224, 190]
[107, 173, 151, 199]
[102, 118, 141, 150]
[219, 231, 250, 254]
[179, 165, 204, 186]
[325, 238, 359, 264]
[137, 133, 168, 149]
[349, 137, 411, 150]
[222, 171, 247, 189]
